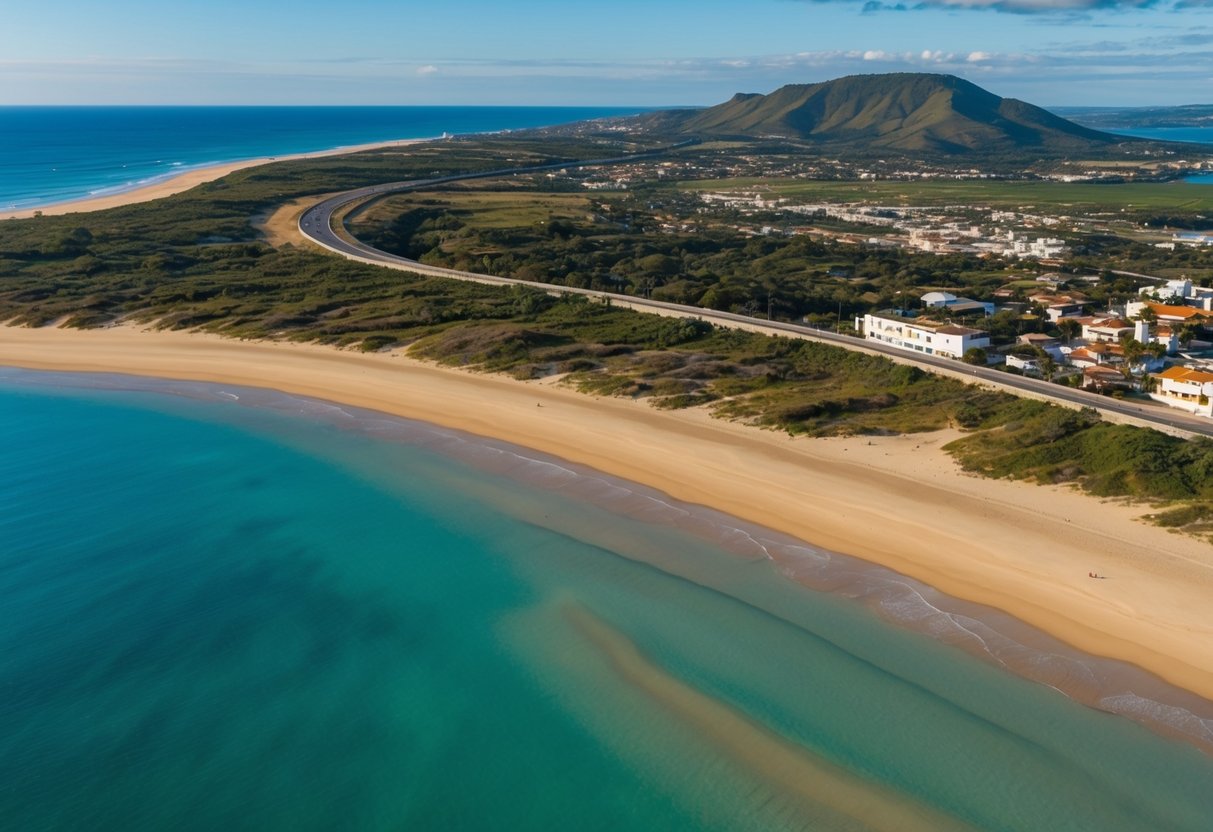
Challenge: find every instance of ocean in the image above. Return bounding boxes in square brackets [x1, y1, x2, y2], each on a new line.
[5, 110, 1211, 211]
[0, 106, 644, 211]
[1106, 126, 1213, 183]
[1, 369, 1211, 831]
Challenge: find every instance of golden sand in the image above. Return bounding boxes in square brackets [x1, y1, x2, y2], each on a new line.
[1, 323, 1211, 701]
[2, 139, 426, 221]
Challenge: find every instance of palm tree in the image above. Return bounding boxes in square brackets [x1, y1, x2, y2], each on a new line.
[1179, 323, 1201, 348]
[1135, 305, 1158, 323]
[1121, 337, 1146, 380]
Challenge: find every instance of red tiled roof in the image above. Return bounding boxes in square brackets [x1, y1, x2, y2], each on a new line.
[1158, 365, 1213, 384]
[1147, 303, 1210, 320]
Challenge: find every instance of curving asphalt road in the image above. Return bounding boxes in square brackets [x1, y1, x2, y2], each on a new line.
[298, 154, 1213, 440]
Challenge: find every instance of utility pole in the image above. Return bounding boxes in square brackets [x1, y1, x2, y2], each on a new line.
[767, 294, 773, 321]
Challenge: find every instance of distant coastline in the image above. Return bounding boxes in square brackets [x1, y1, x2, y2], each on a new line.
[0, 105, 646, 216]
[2, 137, 429, 220]
[1103, 125, 1213, 147]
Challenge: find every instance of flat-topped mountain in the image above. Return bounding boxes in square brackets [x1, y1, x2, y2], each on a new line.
[662, 73, 1125, 155]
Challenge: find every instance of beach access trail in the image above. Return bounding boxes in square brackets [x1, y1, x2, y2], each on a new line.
[2, 323, 1211, 705]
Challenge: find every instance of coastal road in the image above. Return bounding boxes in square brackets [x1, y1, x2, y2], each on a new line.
[298, 157, 1213, 440]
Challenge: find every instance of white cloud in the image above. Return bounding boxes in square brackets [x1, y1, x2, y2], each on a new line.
[807, 0, 1182, 14]
[5, 36, 1213, 106]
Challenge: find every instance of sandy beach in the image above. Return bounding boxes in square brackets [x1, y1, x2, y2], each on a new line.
[1, 138, 428, 221]
[1, 323, 1211, 704]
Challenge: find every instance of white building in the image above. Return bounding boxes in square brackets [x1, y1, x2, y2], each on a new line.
[1079, 316, 1134, 343]
[1125, 301, 1213, 326]
[1065, 344, 1120, 369]
[1138, 279, 1213, 311]
[1005, 354, 1042, 374]
[919, 291, 995, 316]
[1173, 232, 1213, 247]
[1133, 319, 1179, 354]
[1004, 235, 1068, 260]
[861, 313, 991, 360]
[1151, 366, 1213, 416]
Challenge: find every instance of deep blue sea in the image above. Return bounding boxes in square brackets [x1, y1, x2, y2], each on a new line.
[0, 106, 644, 211]
[1, 369, 1212, 831]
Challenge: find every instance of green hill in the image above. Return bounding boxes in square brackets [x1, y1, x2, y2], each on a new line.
[662, 73, 1127, 155]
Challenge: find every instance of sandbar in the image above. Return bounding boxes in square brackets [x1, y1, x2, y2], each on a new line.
[0, 323, 1211, 705]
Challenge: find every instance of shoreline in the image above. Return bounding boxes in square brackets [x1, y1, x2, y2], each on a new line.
[1, 324, 1212, 709]
[46, 365, 1211, 752]
[1, 137, 432, 220]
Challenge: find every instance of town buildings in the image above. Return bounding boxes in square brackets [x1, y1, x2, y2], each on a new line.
[860, 312, 991, 360]
[1151, 366, 1213, 416]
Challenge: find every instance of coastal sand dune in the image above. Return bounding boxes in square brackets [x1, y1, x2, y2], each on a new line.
[0, 323, 1211, 705]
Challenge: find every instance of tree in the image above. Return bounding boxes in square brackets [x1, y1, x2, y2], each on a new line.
[1041, 355, 1058, 382]
[637, 254, 680, 277]
[1056, 317, 1081, 344]
[1120, 337, 1146, 379]
[1031, 346, 1057, 381]
[985, 309, 1023, 341]
[1134, 305, 1158, 323]
[962, 347, 987, 366]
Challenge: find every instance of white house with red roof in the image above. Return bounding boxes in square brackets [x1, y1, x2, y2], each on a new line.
[1126, 301, 1212, 326]
[1151, 366, 1213, 416]
[1079, 316, 1134, 343]
[1065, 343, 1122, 369]
[1083, 366, 1130, 391]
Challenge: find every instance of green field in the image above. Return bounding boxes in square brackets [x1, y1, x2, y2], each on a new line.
[354, 188, 595, 231]
[677, 178, 1213, 213]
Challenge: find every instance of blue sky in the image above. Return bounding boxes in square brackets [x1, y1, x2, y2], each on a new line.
[2, 0, 1212, 106]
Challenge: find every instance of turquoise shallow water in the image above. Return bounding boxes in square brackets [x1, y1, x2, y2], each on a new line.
[1, 370, 1212, 831]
